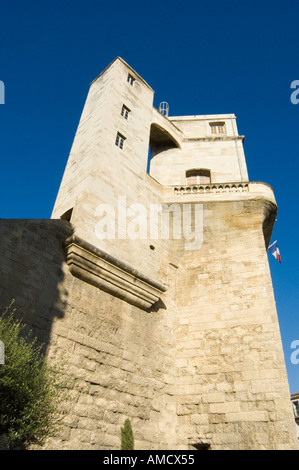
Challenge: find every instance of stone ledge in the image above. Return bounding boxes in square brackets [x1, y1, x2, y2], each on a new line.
[64, 235, 167, 311]
[172, 181, 249, 195]
[164, 181, 277, 207]
[181, 135, 245, 143]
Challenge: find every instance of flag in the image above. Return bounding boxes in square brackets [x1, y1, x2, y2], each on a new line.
[268, 240, 281, 263]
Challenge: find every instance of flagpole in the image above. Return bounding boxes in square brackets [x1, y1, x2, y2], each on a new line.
[268, 240, 277, 250]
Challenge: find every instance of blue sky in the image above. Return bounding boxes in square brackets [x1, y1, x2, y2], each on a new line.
[1, 0, 299, 393]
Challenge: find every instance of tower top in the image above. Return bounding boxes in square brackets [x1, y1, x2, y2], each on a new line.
[90, 56, 154, 93]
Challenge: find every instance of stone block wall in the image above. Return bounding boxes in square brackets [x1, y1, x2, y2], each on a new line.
[0, 219, 178, 450]
[172, 198, 298, 449]
[0, 198, 298, 450]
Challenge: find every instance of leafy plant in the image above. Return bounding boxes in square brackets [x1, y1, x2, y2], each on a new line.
[0, 301, 67, 449]
[121, 418, 134, 450]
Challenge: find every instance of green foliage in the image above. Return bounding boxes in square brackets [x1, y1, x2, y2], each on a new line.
[0, 302, 66, 449]
[121, 418, 134, 450]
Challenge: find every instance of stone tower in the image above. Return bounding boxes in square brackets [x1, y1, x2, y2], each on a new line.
[1, 57, 297, 450]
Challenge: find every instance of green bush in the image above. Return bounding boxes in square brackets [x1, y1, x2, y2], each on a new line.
[0, 302, 66, 450]
[121, 418, 134, 450]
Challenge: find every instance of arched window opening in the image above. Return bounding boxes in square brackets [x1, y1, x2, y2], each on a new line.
[186, 169, 211, 185]
[149, 123, 180, 157]
[147, 123, 181, 173]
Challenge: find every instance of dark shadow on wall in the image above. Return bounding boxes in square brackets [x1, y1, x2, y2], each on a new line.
[0, 219, 73, 354]
[261, 201, 277, 249]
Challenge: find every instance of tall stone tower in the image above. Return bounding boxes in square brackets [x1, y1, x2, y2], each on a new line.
[1, 57, 297, 450]
[49, 58, 298, 449]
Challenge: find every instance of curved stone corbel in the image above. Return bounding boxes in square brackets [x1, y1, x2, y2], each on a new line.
[64, 235, 167, 311]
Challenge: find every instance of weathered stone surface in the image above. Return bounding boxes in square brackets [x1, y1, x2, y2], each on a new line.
[0, 57, 297, 450]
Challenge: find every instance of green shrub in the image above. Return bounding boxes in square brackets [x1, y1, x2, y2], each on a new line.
[0, 302, 66, 449]
[121, 418, 134, 450]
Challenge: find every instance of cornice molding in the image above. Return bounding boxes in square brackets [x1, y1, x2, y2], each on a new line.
[64, 235, 167, 311]
[182, 135, 245, 143]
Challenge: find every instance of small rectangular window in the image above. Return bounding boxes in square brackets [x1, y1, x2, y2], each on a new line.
[127, 74, 135, 86]
[121, 105, 130, 120]
[115, 132, 126, 149]
[210, 122, 226, 135]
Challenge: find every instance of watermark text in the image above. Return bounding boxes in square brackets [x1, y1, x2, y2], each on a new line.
[290, 340, 299, 364]
[290, 80, 299, 104]
[0, 340, 4, 364]
[95, 197, 204, 251]
[0, 81, 4, 104]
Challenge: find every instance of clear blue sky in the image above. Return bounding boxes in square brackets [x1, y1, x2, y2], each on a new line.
[1, 0, 299, 393]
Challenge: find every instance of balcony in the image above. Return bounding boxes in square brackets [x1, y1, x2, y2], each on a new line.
[162, 181, 276, 206]
[173, 181, 249, 195]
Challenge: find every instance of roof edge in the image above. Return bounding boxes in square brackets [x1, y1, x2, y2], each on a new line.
[169, 114, 237, 121]
[90, 57, 154, 93]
